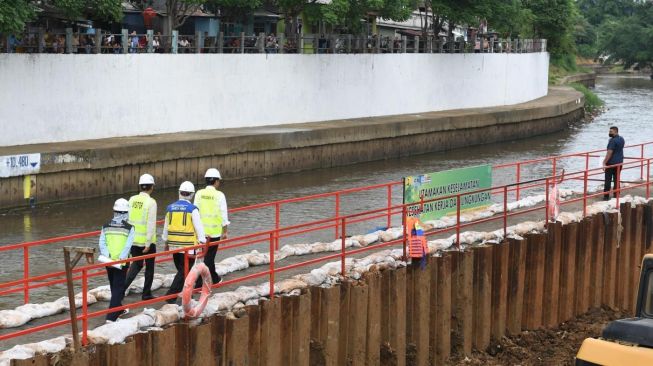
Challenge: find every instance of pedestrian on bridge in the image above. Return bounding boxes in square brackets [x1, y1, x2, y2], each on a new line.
[124, 173, 158, 301]
[603, 126, 625, 200]
[195, 168, 230, 284]
[99, 198, 135, 322]
[162, 181, 207, 304]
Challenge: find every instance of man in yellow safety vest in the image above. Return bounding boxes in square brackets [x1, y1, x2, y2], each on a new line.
[162, 181, 207, 304]
[194, 168, 229, 284]
[124, 173, 158, 300]
[99, 198, 135, 322]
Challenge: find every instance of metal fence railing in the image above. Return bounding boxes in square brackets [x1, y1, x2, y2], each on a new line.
[1, 28, 547, 55]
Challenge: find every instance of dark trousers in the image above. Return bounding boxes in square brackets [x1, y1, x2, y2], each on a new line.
[200, 237, 221, 285]
[166, 252, 196, 303]
[106, 266, 127, 321]
[604, 166, 621, 199]
[124, 244, 156, 298]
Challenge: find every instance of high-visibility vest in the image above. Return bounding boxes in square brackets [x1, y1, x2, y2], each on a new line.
[128, 193, 156, 246]
[166, 200, 198, 246]
[405, 216, 428, 259]
[196, 187, 223, 237]
[103, 220, 132, 266]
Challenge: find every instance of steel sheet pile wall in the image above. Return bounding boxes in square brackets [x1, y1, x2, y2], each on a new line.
[12, 202, 653, 366]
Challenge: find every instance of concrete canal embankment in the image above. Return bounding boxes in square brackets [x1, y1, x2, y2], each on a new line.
[10, 201, 652, 366]
[0, 86, 583, 209]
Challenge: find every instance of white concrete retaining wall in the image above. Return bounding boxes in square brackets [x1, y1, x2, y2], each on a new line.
[0, 53, 549, 146]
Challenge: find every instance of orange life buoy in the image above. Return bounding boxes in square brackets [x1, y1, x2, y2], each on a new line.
[181, 262, 213, 319]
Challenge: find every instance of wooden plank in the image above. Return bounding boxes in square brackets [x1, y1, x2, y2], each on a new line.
[348, 284, 368, 366]
[618, 203, 632, 311]
[162, 161, 177, 189]
[575, 218, 592, 316]
[454, 250, 473, 355]
[211, 315, 227, 366]
[246, 305, 261, 366]
[559, 222, 578, 322]
[320, 286, 341, 366]
[507, 238, 526, 335]
[390, 268, 407, 366]
[646, 202, 653, 252]
[189, 321, 214, 366]
[175, 323, 190, 366]
[134, 331, 153, 366]
[225, 316, 249, 366]
[434, 254, 452, 364]
[412, 262, 430, 366]
[152, 326, 177, 366]
[337, 282, 352, 366]
[108, 339, 137, 366]
[280, 296, 294, 366]
[260, 298, 282, 366]
[11, 355, 49, 366]
[603, 212, 619, 309]
[292, 292, 311, 366]
[543, 222, 562, 328]
[631, 206, 644, 314]
[365, 272, 382, 366]
[591, 214, 606, 309]
[522, 234, 545, 330]
[491, 242, 509, 340]
[473, 246, 493, 351]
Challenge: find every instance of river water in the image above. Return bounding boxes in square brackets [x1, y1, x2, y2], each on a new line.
[0, 75, 652, 347]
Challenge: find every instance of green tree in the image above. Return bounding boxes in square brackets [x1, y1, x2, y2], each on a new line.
[49, 0, 122, 23]
[208, 0, 261, 24]
[317, 0, 413, 33]
[0, 0, 36, 34]
[576, 0, 636, 26]
[164, 0, 208, 35]
[599, 2, 653, 73]
[522, 0, 576, 62]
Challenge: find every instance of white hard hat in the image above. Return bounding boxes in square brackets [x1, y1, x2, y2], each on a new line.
[205, 168, 222, 179]
[139, 173, 155, 185]
[113, 198, 130, 212]
[179, 181, 195, 193]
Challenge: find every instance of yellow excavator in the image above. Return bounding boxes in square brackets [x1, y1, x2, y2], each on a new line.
[576, 254, 653, 365]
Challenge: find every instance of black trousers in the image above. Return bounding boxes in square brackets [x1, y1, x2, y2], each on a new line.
[106, 266, 127, 321]
[201, 237, 221, 285]
[604, 166, 621, 199]
[124, 244, 156, 298]
[166, 252, 196, 303]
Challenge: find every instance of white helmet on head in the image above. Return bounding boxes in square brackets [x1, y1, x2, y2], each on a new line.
[113, 198, 130, 212]
[179, 181, 195, 193]
[139, 173, 155, 185]
[205, 168, 222, 180]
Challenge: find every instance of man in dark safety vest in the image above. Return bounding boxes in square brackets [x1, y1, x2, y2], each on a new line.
[194, 168, 230, 284]
[124, 173, 158, 300]
[99, 198, 135, 322]
[162, 181, 207, 304]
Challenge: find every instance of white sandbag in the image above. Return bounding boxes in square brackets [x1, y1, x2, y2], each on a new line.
[427, 239, 453, 253]
[131, 309, 156, 328]
[86, 317, 139, 344]
[379, 227, 403, 242]
[279, 244, 297, 256]
[89, 285, 113, 302]
[0, 345, 35, 365]
[162, 273, 176, 288]
[254, 282, 278, 297]
[276, 278, 308, 294]
[288, 243, 313, 255]
[359, 232, 381, 246]
[15, 302, 65, 319]
[234, 286, 259, 303]
[23, 336, 67, 355]
[208, 292, 241, 311]
[309, 242, 329, 253]
[245, 250, 270, 266]
[216, 256, 249, 274]
[0, 310, 31, 328]
[245, 299, 260, 306]
[154, 304, 181, 327]
[55, 293, 97, 310]
[293, 268, 328, 286]
[127, 276, 164, 294]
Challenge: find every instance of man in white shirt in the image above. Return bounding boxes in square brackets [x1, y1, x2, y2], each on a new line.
[194, 168, 230, 284]
[162, 181, 207, 304]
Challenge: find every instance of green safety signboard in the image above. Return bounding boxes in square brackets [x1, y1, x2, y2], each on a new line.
[403, 165, 493, 221]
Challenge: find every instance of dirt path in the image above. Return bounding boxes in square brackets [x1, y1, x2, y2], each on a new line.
[447, 307, 627, 365]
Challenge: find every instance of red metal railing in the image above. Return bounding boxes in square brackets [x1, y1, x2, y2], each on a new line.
[0, 142, 652, 345]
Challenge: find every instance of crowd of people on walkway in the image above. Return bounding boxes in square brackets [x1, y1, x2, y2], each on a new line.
[99, 169, 229, 322]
